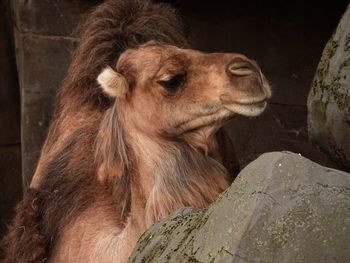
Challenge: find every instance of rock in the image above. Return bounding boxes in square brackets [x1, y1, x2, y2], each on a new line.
[307, 4, 350, 170]
[129, 152, 350, 263]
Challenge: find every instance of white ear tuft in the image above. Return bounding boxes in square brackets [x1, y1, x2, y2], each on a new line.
[97, 66, 128, 98]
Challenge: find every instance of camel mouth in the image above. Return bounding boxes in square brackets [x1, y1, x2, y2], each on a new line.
[224, 100, 267, 117]
[174, 99, 268, 134]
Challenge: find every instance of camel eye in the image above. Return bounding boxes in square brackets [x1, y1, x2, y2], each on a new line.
[158, 74, 186, 91]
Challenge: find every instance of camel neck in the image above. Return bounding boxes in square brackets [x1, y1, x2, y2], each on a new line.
[126, 131, 229, 227]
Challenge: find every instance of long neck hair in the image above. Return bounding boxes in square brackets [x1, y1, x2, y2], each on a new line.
[95, 104, 230, 226]
[95, 104, 132, 220]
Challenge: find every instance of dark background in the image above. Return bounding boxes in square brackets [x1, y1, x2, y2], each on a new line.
[0, 0, 348, 238]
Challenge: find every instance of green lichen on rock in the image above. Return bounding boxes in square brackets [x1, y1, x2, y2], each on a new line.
[129, 152, 350, 263]
[307, 4, 350, 169]
[310, 38, 338, 97]
[310, 100, 327, 126]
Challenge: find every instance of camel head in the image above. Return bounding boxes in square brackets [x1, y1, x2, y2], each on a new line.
[97, 41, 271, 147]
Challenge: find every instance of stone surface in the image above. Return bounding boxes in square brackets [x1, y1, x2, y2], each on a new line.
[0, 1, 20, 146]
[129, 152, 350, 263]
[0, 1, 22, 239]
[308, 4, 350, 170]
[14, 0, 102, 36]
[15, 34, 78, 185]
[13, 0, 99, 184]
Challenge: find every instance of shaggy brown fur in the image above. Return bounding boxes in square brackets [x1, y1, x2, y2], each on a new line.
[1, 0, 270, 262]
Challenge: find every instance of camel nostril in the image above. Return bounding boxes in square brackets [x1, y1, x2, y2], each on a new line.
[227, 58, 256, 77]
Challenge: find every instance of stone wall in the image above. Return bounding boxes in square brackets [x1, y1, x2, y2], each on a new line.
[0, 0, 22, 238]
[13, 0, 102, 187]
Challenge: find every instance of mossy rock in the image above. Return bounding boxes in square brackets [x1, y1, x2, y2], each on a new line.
[129, 152, 350, 263]
[307, 4, 350, 170]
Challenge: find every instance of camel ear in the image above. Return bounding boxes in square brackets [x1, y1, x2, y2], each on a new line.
[97, 66, 128, 98]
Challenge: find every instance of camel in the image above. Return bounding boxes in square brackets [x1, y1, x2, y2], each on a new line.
[1, 1, 271, 262]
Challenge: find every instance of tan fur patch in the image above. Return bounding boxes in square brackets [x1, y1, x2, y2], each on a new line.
[97, 67, 128, 98]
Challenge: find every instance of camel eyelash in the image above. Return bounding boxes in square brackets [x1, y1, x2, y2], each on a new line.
[157, 73, 186, 90]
